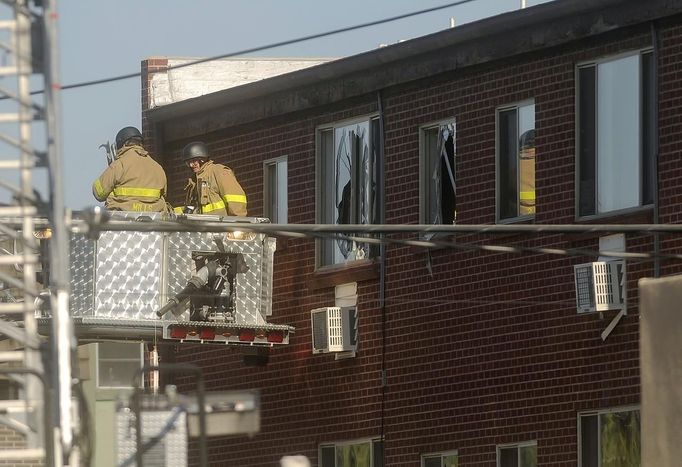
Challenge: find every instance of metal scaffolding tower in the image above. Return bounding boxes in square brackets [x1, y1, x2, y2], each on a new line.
[0, 0, 74, 465]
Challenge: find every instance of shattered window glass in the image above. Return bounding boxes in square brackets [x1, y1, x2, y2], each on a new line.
[422, 122, 456, 227]
[319, 117, 378, 267]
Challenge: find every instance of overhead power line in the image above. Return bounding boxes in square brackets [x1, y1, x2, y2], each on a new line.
[44, 0, 478, 94]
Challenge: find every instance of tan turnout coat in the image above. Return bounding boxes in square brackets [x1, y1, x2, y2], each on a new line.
[92, 144, 168, 212]
[181, 160, 247, 216]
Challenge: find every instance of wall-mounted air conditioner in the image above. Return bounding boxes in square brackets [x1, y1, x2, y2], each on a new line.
[574, 259, 626, 313]
[311, 306, 357, 354]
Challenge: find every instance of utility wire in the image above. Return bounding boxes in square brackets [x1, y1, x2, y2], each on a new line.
[38, 0, 478, 94]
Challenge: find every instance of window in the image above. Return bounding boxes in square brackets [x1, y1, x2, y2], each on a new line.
[497, 441, 537, 467]
[423, 450, 458, 467]
[97, 342, 143, 388]
[577, 50, 654, 217]
[420, 121, 456, 226]
[579, 407, 640, 467]
[317, 116, 380, 267]
[263, 156, 288, 223]
[497, 102, 536, 221]
[320, 438, 383, 467]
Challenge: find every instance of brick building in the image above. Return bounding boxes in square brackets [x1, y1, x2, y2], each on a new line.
[142, 0, 682, 465]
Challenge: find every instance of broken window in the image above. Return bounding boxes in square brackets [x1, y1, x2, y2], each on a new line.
[497, 101, 535, 221]
[318, 117, 379, 267]
[421, 121, 456, 227]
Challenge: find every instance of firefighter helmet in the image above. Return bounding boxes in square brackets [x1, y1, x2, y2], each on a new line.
[519, 129, 535, 151]
[182, 141, 209, 162]
[115, 126, 142, 149]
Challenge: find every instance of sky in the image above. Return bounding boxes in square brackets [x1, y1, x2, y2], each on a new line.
[54, 0, 554, 209]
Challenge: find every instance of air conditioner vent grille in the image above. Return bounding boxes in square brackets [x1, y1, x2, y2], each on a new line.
[310, 307, 357, 354]
[574, 260, 625, 313]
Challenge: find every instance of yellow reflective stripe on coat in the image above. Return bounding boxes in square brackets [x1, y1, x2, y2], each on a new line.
[222, 194, 247, 204]
[201, 195, 247, 213]
[201, 200, 226, 213]
[112, 187, 161, 198]
[94, 179, 106, 199]
[520, 191, 535, 201]
[173, 206, 184, 214]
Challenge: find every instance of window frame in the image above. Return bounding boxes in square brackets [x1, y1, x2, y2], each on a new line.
[96, 341, 144, 389]
[419, 118, 457, 226]
[575, 48, 655, 220]
[319, 436, 383, 467]
[496, 440, 537, 467]
[577, 405, 641, 467]
[422, 449, 458, 467]
[263, 155, 288, 224]
[495, 99, 536, 224]
[315, 114, 380, 269]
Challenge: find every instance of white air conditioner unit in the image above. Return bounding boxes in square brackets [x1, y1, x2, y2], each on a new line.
[311, 306, 357, 354]
[574, 260, 626, 313]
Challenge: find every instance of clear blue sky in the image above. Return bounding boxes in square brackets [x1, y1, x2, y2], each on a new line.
[58, 0, 553, 209]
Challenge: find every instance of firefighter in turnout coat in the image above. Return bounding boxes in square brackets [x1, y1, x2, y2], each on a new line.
[518, 129, 536, 216]
[92, 126, 169, 212]
[177, 141, 247, 216]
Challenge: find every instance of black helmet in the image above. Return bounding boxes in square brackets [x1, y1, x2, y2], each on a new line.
[115, 126, 142, 149]
[519, 129, 535, 151]
[182, 141, 209, 162]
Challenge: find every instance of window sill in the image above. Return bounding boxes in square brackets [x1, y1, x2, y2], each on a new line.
[575, 205, 653, 224]
[308, 259, 379, 291]
[567, 206, 653, 242]
[496, 214, 535, 225]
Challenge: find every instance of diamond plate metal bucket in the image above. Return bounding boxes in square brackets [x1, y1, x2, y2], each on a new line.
[165, 231, 269, 325]
[66, 213, 276, 326]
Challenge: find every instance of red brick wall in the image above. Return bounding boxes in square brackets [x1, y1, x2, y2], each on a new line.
[141, 57, 168, 162]
[657, 18, 682, 276]
[152, 18, 682, 467]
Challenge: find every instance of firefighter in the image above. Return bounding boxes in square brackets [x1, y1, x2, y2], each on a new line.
[519, 128, 536, 216]
[92, 126, 169, 212]
[177, 141, 247, 216]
